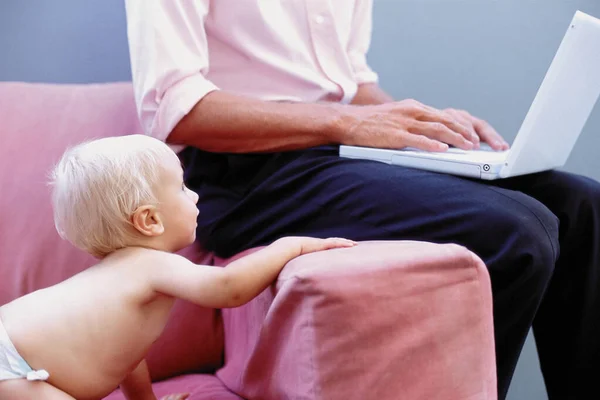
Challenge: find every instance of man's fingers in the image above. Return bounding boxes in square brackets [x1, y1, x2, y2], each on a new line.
[348, 101, 505, 152]
[444, 109, 480, 147]
[446, 108, 507, 150]
[401, 132, 449, 152]
[409, 121, 473, 150]
[473, 118, 509, 150]
[418, 108, 477, 145]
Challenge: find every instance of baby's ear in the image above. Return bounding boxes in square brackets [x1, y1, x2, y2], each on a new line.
[131, 205, 165, 236]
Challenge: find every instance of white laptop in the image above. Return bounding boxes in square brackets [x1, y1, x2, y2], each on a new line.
[340, 10, 600, 180]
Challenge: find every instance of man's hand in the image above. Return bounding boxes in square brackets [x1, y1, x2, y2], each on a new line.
[160, 394, 189, 400]
[339, 99, 507, 152]
[444, 108, 509, 151]
[274, 237, 357, 257]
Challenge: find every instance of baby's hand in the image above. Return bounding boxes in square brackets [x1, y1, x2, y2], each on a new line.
[160, 393, 189, 400]
[277, 236, 357, 256]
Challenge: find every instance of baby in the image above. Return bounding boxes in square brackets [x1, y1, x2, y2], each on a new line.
[0, 135, 356, 400]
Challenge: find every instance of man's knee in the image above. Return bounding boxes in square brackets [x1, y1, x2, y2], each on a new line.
[568, 174, 600, 218]
[483, 194, 559, 282]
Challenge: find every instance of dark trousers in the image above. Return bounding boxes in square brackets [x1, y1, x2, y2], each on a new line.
[181, 145, 600, 400]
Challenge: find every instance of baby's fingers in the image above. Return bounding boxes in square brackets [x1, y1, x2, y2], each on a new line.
[298, 237, 357, 254]
[323, 238, 358, 249]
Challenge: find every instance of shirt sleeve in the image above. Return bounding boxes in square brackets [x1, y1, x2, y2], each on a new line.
[125, 0, 219, 142]
[346, 0, 379, 85]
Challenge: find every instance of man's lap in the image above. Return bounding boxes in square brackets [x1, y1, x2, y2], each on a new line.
[185, 146, 595, 263]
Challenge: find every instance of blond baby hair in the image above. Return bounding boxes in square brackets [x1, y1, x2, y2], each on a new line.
[50, 134, 174, 258]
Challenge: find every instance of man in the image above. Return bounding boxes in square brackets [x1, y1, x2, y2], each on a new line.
[125, 1, 600, 398]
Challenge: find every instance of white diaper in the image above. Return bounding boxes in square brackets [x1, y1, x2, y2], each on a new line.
[0, 317, 49, 381]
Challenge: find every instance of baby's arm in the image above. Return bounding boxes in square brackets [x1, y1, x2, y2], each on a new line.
[120, 359, 154, 400]
[120, 360, 189, 400]
[149, 237, 356, 308]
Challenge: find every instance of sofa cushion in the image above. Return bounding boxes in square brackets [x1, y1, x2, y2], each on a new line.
[0, 82, 223, 380]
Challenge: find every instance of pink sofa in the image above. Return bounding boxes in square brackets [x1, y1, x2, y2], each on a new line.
[0, 82, 497, 400]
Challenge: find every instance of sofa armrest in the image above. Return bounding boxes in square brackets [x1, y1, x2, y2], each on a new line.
[217, 241, 496, 400]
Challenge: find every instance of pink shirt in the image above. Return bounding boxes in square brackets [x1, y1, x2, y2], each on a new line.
[125, 0, 379, 144]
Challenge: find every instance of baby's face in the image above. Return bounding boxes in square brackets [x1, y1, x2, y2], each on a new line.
[154, 151, 200, 252]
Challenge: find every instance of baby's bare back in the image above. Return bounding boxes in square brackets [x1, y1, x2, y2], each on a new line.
[0, 250, 174, 400]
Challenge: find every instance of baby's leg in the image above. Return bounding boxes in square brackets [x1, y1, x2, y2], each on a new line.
[0, 379, 75, 399]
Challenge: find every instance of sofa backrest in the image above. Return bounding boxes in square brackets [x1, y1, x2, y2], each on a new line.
[0, 82, 224, 379]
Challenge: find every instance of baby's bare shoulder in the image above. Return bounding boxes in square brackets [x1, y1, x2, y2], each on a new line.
[107, 248, 189, 284]
[89, 249, 179, 305]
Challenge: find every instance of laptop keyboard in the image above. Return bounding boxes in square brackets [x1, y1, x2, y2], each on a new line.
[446, 143, 495, 154]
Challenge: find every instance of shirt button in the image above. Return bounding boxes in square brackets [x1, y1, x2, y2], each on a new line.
[315, 15, 325, 24]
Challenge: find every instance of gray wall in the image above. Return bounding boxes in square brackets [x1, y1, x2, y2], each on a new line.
[2, 1, 600, 399]
[0, 0, 131, 83]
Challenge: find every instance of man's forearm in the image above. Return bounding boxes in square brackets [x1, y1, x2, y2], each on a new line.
[169, 91, 348, 153]
[168, 83, 394, 153]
